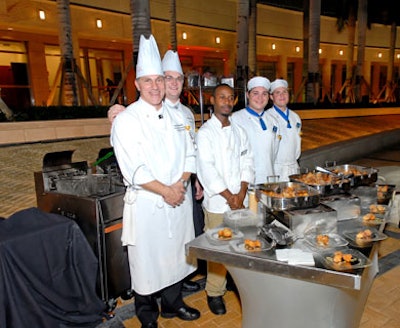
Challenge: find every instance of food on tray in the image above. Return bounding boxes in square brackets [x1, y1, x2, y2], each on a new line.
[331, 167, 368, 176]
[294, 172, 339, 185]
[329, 251, 359, 268]
[362, 213, 377, 222]
[316, 234, 330, 246]
[356, 229, 373, 242]
[218, 227, 233, 240]
[261, 186, 309, 198]
[369, 204, 386, 214]
[244, 239, 262, 251]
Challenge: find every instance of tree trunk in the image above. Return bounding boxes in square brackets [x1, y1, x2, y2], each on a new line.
[345, 3, 356, 102]
[169, 0, 177, 51]
[236, 0, 250, 85]
[248, 0, 257, 77]
[385, 21, 396, 102]
[57, 0, 79, 106]
[302, 0, 309, 102]
[354, 0, 367, 103]
[130, 0, 152, 68]
[306, 0, 321, 104]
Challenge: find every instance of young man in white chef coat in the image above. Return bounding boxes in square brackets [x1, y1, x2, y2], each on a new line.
[111, 35, 200, 328]
[196, 84, 254, 315]
[108, 49, 204, 293]
[266, 79, 302, 181]
[231, 76, 280, 183]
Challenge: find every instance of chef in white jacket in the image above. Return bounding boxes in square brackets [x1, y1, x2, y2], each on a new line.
[196, 83, 254, 316]
[111, 35, 200, 328]
[231, 76, 280, 184]
[266, 79, 302, 181]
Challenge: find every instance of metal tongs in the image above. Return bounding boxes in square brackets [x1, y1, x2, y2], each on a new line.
[315, 166, 353, 180]
[315, 166, 342, 178]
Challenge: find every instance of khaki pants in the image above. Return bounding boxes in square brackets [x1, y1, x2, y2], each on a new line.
[203, 209, 227, 297]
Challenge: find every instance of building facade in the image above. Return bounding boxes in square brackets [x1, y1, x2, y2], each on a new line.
[0, 0, 399, 110]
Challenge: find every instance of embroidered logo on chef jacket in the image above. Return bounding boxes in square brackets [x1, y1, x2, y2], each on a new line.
[241, 149, 248, 156]
[173, 123, 186, 131]
[273, 125, 278, 134]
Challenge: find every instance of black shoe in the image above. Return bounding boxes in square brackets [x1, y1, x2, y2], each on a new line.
[207, 296, 226, 315]
[141, 322, 157, 328]
[182, 280, 201, 292]
[161, 305, 200, 321]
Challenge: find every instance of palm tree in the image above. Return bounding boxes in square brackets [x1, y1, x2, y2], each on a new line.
[56, 0, 78, 106]
[110, 0, 152, 104]
[169, 0, 177, 51]
[248, 0, 257, 77]
[306, 0, 321, 104]
[354, 0, 368, 102]
[236, 0, 250, 84]
[335, 0, 357, 102]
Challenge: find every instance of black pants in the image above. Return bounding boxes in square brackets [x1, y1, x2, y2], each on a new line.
[135, 280, 184, 325]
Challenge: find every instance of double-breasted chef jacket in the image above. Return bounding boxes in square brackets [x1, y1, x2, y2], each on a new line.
[111, 97, 197, 295]
[266, 106, 302, 181]
[232, 108, 280, 184]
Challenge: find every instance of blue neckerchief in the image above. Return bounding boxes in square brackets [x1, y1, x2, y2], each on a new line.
[246, 107, 267, 130]
[274, 105, 291, 128]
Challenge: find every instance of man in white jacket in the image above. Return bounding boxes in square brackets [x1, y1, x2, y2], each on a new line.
[196, 83, 254, 315]
[111, 35, 200, 328]
[108, 49, 204, 292]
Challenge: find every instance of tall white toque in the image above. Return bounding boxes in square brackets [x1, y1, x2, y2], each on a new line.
[270, 79, 289, 93]
[162, 50, 183, 74]
[247, 76, 271, 91]
[136, 34, 163, 78]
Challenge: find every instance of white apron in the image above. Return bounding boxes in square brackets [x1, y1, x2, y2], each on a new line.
[111, 99, 197, 295]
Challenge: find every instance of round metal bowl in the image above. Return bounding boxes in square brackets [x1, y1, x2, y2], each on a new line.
[256, 182, 320, 211]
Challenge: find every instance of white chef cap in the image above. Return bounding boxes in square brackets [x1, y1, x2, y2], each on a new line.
[247, 76, 271, 91]
[136, 35, 163, 78]
[270, 79, 289, 93]
[162, 50, 183, 75]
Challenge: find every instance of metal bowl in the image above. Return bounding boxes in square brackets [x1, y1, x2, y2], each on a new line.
[256, 182, 320, 211]
[289, 172, 351, 196]
[325, 164, 379, 187]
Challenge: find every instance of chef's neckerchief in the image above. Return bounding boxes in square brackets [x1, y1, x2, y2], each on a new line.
[246, 106, 267, 130]
[273, 105, 291, 128]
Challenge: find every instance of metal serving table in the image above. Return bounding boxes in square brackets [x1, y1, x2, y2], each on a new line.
[186, 219, 380, 328]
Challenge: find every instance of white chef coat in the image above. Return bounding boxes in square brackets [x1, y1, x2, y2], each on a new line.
[196, 114, 254, 214]
[266, 105, 302, 181]
[110, 97, 197, 295]
[232, 108, 280, 184]
[165, 98, 197, 150]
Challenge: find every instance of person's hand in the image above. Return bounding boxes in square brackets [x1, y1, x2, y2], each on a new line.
[108, 104, 126, 123]
[162, 181, 186, 207]
[227, 194, 244, 210]
[194, 178, 204, 200]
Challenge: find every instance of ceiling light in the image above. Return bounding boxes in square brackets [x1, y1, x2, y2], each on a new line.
[96, 19, 103, 29]
[182, 32, 187, 40]
[295, 46, 300, 53]
[215, 36, 221, 44]
[339, 50, 343, 56]
[39, 10, 46, 20]
[319, 48, 322, 54]
[378, 52, 382, 58]
[272, 43, 276, 50]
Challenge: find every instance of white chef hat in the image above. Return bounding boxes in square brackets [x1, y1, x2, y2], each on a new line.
[270, 79, 289, 93]
[162, 50, 183, 75]
[247, 76, 271, 91]
[136, 35, 163, 78]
